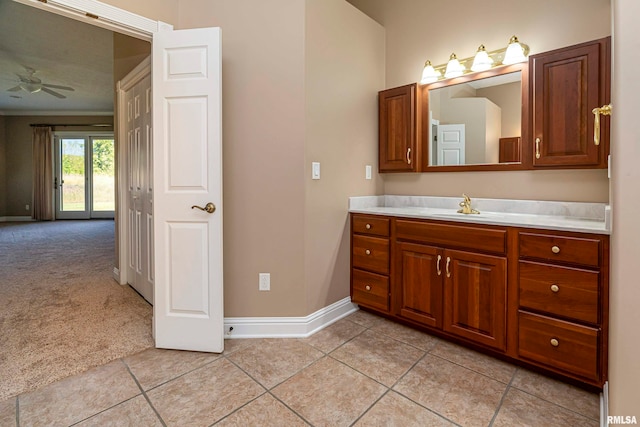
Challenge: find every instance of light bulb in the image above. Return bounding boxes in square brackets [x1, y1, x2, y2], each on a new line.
[444, 53, 464, 79]
[503, 35, 527, 65]
[421, 60, 440, 84]
[471, 45, 493, 72]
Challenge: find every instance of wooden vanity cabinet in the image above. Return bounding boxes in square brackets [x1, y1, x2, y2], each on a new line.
[378, 84, 426, 172]
[350, 213, 609, 388]
[531, 37, 611, 168]
[350, 215, 391, 312]
[393, 219, 508, 351]
[516, 230, 609, 384]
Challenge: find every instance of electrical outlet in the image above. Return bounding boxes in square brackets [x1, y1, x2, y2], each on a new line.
[259, 273, 270, 291]
[25, 204, 30, 211]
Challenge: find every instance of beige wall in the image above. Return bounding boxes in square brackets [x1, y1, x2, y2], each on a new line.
[610, 0, 640, 415]
[179, 0, 308, 317]
[177, 0, 384, 317]
[0, 116, 6, 216]
[99, 0, 178, 25]
[304, 0, 385, 312]
[3, 116, 114, 217]
[347, 0, 611, 203]
[477, 82, 521, 138]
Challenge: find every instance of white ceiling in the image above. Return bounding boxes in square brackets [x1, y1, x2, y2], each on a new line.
[0, 0, 114, 115]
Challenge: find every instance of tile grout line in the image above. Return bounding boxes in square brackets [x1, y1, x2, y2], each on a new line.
[15, 396, 19, 427]
[383, 350, 463, 427]
[488, 367, 517, 426]
[121, 359, 167, 427]
[348, 388, 392, 427]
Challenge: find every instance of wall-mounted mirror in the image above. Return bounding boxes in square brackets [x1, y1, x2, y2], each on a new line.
[420, 63, 528, 171]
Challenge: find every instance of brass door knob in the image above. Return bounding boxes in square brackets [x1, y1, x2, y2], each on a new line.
[191, 202, 216, 214]
[550, 338, 559, 347]
[550, 284, 560, 293]
[551, 246, 560, 254]
[365, 285, 371, 291]
[365, 223, 372, 229]
[365, 249, 371, 255]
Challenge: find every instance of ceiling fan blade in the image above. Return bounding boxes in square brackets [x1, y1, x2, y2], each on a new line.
[42, 83, 75, 91]
[7, 86, 22, 92]
[41, 87, 66, 99]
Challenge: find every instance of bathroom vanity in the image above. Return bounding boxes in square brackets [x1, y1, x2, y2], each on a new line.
[349, 196, 609, 389]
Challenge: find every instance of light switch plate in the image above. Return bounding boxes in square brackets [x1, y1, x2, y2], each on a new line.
[365, 165, 372, 180]
[312, 162, 320, 180]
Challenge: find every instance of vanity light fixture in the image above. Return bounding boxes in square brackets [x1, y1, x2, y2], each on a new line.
[502, 35, 528, 65]
[470, 45, 493, 72]
[420, 60, 441, 84]
[420, 35, 529, 83]
[444, 53, 465, 78]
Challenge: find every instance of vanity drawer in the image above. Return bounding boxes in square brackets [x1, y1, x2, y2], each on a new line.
[395, 219, 506, 254]
[352, 269, 389, 312]
[352, 215, 390, 237]
[519, 261, 599, 324]
[519, 232, 600, 268]
[518, 311, 599, 381]
[352, 235, 389, 275]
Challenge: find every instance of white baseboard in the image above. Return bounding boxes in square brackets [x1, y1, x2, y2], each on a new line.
[0, 216, 34, 222]
[224, 297, 358, 339]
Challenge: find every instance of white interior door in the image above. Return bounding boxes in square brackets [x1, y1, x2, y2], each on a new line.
[125, 74, 153, 303]
[437, 124, 466, 166]
[152, 26, 223, 352]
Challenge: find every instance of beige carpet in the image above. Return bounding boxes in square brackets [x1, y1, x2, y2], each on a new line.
[0, 220, 154, 401]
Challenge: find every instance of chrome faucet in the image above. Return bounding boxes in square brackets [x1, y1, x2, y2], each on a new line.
[457, 194, 480, 214]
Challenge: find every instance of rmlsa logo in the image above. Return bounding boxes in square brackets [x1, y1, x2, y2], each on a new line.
[608, 415, 638, 425]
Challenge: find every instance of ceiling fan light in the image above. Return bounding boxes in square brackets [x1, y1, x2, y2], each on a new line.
[20, 82, 42, 94]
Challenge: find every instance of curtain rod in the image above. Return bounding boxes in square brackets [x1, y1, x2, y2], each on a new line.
[30, 123, 113, 127]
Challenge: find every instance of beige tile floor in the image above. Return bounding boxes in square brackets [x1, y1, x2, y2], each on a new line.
[0, 310, 600, 427]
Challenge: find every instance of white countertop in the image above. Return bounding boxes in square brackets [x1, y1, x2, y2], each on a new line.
[349, 196, 610, 235]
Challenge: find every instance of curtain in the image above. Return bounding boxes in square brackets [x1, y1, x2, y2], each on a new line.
[32, 126, 54, 220]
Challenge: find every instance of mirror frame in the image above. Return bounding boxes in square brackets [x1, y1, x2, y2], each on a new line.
[418, 62, 530, 172]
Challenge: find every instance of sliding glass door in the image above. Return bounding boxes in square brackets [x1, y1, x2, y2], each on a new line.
[54, 133, 115, 219]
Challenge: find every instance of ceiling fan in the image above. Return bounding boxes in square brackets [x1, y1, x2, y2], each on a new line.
[7, 67, 75, 99]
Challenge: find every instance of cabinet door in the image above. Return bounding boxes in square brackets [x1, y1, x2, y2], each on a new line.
[531, 37, 610, 167]
[395, 242, 443, 328]
[443, 250, 507, 351]
[379, 84, 417, 172]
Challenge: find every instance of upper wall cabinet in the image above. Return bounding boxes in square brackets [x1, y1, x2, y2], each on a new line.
[531, 37, 611, 168]
[377, 37, 611, 173]
[379, 83, 425, 172]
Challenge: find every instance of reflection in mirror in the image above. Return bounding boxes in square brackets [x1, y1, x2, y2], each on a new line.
[428, 71, 521, 166]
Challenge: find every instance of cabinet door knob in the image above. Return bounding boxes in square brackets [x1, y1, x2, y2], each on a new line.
[550, 338, 559, 347]
[365, 249, 371, 255]
[365, 285, 371, 291]
[365, 223, 371, 229]
[550, 284, 560, 293]
[551, 245, 560, 254]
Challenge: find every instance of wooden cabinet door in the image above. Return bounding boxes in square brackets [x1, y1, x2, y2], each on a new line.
[395, 242, 443, 328]
[443, 249, 507, 351]
[531, 37, 610, 167]
[379, 84, 417, 172]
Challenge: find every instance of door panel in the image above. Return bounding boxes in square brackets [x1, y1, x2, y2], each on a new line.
[443, 249, 507, 351]
[153, 27, 223, 352]
[395, 242, 443, 328]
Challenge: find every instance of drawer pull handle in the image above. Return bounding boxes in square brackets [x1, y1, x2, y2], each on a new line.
[365, 249, 371, 255]
[446, 257, 451, 278]
[550, 338, 559, 347]
[365, 285, 371, 291]
[551, 245, 560, 254]
[550, 284, 560, 293]
[365, 223, 372, 230]
[436, 255, 442, 276]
